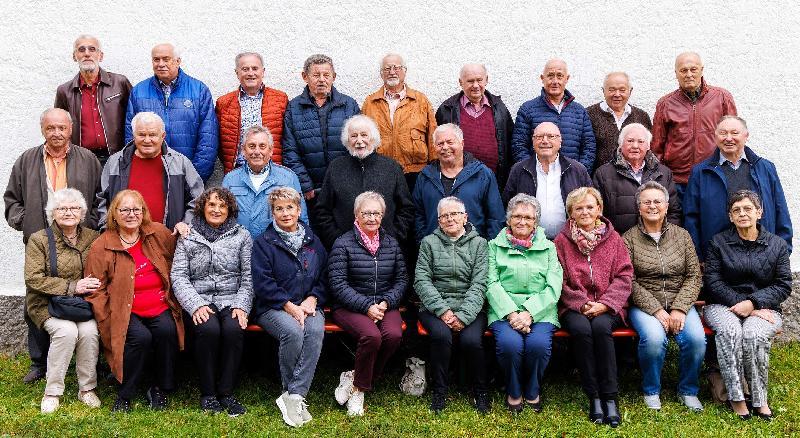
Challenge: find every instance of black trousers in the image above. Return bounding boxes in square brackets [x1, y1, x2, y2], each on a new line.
[418, 310, 487, 395]
[24, 307, 49, 371]
[191, 306, 244, 397]
[561, 310, 622, 400]
[119, 310, 178, 400]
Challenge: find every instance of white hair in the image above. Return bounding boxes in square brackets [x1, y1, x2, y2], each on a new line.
[437, 196, 466, 215]
[341, 115, 381, 153]
[45, 188, 88, 224]
[433, 123, 464, 143]
[153, 43, 181, 59]
[381, 52, 406, 69]
[40, 108, 72, 125]
[353, 191, 386, 216]
[73, 34, 101, 51]
[131, 111, 165, 134]
[618, 123, 653, 147]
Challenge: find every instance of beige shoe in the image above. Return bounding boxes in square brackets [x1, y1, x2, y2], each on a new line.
[78, 390, 102, 408]
[41, 395, 60, 414]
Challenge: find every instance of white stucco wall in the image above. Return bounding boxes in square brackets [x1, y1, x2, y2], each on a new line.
[0, 1, 798, 295]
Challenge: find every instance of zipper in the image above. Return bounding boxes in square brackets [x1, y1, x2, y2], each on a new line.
[96, 88, 110, 156]
[654, 239, 667, 310]
[373, 256, 378, 305]
[451, 240, 457, 292]
[587, 253, 595, 301]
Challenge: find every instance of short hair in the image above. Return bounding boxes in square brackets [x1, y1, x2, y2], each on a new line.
[717, 115, 748, 131]
[506, 193, 541, 224]
[235, 52, 264, 69]
[353, 191, 386, 216]
[381, 52, 407, 69]
[340, 115, 381, 150]
[45, 188, 88, 225]
[73, 34, 101, 51]
[193, 187, 239, 220]
[153, 43, 181, 59]
[728, 189, 762, 212]
[635, 181, 669, 207]
[242, 125, 274, 146]
[106, 190, 153, 231]
[40, 108, 72, 125]
[267, 186, 302, 210]
[618, 123, 653, 147]
[437, 196, 466, 215]
[131, 111, 165, 134]
[565, 187, 604, 216]
[433, 123, 464, 143]
[602, 71, 630, 88]
[459, 63, 487, 79]
[303, 54, 334, 75]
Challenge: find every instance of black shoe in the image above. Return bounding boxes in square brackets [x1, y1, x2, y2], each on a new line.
[218, 395, 246, 417]
[603, 399, 621, 428]
[527, 398, 543, 413]
[505, 397, 524, 415]
[430, 392, 446, 414]
[23, 368, 45, 384]
[111, 397, 131, 413]
[474, 391, 491, 415]
[588, 398, 603, 424]
[754, 411, 773, 421]
[147, 386, 168, 411]
[200, 396, 225, 414]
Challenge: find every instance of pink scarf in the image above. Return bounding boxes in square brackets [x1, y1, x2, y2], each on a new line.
[354, 220, 380, 255]
[506, 227, 534, 251]
[569, 219, 607, 255]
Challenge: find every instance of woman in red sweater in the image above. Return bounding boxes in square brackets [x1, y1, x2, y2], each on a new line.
[554, 187, 633, 428]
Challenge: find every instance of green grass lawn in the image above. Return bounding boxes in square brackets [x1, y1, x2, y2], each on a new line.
[1, 340, 798, 437]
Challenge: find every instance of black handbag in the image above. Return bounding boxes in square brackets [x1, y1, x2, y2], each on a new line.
[45, 227, 94, 322]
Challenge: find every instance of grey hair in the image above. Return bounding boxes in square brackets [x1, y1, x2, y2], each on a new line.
[506, 193, 541, 224]
[40, 108, 72, 125]
[45, 188, 88, 224]
[303, 54, 334, 75]
[243, 125, 274, 146]
[341, 115, 381, 152]
[153, 43, 181, 59]
[73, 34, 101, 51]
[459, 63, 487, 79]
[267, 186, 302, 210]
[131, 111, 165, 133]
[437, 196, 466, 215]
[433, 123, 464, 143]
[381, 52, 407, 69]
[728, 189, 762, 212]
[353, 191, 386, 216]
[235, 52, 264, 69]
[602, 71, 630, 87]
[635, 181, 669, 207]
[717, 115, 748, 131]
[618, 123, 653, 147]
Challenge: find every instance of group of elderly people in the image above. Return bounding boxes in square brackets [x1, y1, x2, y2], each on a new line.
[13, 37, 793, 427]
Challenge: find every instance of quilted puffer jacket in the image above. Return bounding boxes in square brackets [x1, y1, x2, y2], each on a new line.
[328, 228, 407, 313]
[125, 68, 219, 181]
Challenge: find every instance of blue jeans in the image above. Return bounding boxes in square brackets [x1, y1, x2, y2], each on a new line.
[629, 306, 706, 396]
[490, 320, 556, 400]
[258, 308, 325, 397]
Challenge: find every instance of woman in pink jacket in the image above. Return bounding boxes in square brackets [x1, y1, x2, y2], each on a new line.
[554, 187, 633, 428]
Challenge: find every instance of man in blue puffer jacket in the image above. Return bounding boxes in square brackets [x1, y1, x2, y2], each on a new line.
[125, 43, 219, 181]
[512, 59, 596, 171]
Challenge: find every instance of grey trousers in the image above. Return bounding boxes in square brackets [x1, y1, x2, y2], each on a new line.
[704, 304, 782, 407]
[258, 309, 325, 397]
[42, 317, 99, 396]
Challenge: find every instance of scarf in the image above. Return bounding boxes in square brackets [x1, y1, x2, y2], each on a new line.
[506, 227, 534, 251]
[191, 216, 237, 242]
[274, 221, 305, 256]
[569, 218, 607, 255]
[354, 220, 380, 256]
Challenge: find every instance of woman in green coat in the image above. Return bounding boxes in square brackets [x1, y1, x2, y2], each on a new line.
[415, 196, 489, 415]
[486, 193, 563, 414]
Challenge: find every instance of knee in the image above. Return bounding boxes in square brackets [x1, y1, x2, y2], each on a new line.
[50, 321, 79, 343]
[153, 318, 178, 339]
[280, 329, 305, 349]
[127, 327, 152, 348]
[459, 333, 482, 352]
[359, 331, 382, 351]
[590, 318, 614, 337]
[429, 329, 453, 348]
[496, 333, 523, 356]
[194, 317, 220, 338]
[305, 318, 325, 339]
[76, 321, 99, 341]
[525, 337, 552, 358]
[638, 331, 668, 357]
[383, 327, 403, 347]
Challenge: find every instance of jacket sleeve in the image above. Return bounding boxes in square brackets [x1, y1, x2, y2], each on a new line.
[170, 239, 208, 316]
[703, 238, 747, 307]
[579, 111, 597, 171]
[314, 168, 339, 248]
[124, 91, 136, 145]
[511, 106, 533, 162]
[24, 236, 74, 297]
[768, 167, 793, 253]
[250, 237, 292, 311]
[382, 243, 408, 309]
[455, 239, 489, 325]
[664, 168, 682, 226]
[182, 157, 205, 224]
[424, 97, 438, 162]
[596, 235, 633, 316]
[671, 231, 702, 313]
[484, 242, 519, 319]
[281, 109, 313, 193]
[578, 163, 593, 187]
[85, 156, 103, 230]
[328, 241, 373, 314]
[650, 100, 667, 161]
[623, 233, 664, 315]
[434, 102, 450, 126]
[682, 169, 703, 259]
[723, 91, 738, 117]
[193, 85, 220, 181]
[555, 237, 589, 313]
[3, 157, 25, 231]
[54, 86, 68, 110]
[501, 164, 519, 207]
[412, 177, 427, 244]
[483, 171, 506, 240]
[749, 241, 792, 310]
[307, 243, 328, 306]
[83, 242, 111, 324]
[290, 173, 309, 225]
[233, 233, 254, 314]
[521, 244, 563, 323]
[392, 167, 415, 242]
[414, 239, 449, 317]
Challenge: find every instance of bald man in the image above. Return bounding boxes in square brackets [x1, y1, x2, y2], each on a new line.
[511, 59, 596, 171]
[651, 52, 737, 198]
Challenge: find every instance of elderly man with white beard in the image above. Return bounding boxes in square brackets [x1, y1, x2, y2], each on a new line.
[315, 115, 415, 249]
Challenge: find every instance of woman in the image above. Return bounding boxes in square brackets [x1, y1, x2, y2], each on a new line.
[415, 196, 490, 414]
[171, 187, 252, 416]
[316, 114, 414, 248]
[85, 189, 182, 413]
[554, 187, 632, 427]
[24, 188, 101, 413]
[486, 193, 562, 414]
[704, 190, 791, 421]
[622, 181, 705, 411]
[252, 187, 327, 428]
[329, 191, 407, 416]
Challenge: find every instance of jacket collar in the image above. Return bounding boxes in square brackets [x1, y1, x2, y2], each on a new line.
[538, 87, 575, 111]
[721, 224, 769, 247]
[443, 90, 502, 108]
[612, 149, 660, 172]
[635, 217, 671, 237]
[262, 220, 315, 250]
[421, 152, 482, 183]
[433, 222, 477, 245]
[557, 215, 616, 244]
[183, 222, 243, 245]
[298, 85, 346, 107]
[703, 146, 762, 169]
[367, 84, 422, 103]
[69, 68, 112, 89]
[149, 68, 186, 92]
[119, 140, 171, 169]
[101, 221, 161, 251]
[492, 226, 551, 251]
[521, 153, 573, 176]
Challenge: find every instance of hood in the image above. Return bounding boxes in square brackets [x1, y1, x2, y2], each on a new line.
[612, 148, 660, 171]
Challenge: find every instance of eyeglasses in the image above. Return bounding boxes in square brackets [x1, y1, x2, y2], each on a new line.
[360, 211, 383, 219]
[117, 208, 143, 216]
[640, 200, 664, 207]
[533, 134, 561, 141]
[382, 65, 405, 73]
[731, 206, 757, 215]
[438, 211, 465, 221]
[55, 206, 82, 214]
[510, 214, 536, 222]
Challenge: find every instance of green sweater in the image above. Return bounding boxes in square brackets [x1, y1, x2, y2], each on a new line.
[414, 224, 488, 325]
[486, 227, 563, 326]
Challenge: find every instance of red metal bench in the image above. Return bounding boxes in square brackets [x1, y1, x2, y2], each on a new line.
[416, 321, 714, 337]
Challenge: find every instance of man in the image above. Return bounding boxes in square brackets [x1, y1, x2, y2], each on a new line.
[362, 53, 437, 192]
[55, 35, 132, 166]
[216, 52, 288, 173]
[684, 116, 792, 260]
[413, 124, 504, 242]
[586, 72, 652, 170]
[651, 52, 737, 198]
[435, 63, 514, 189]
[100, 111, 203, 236]
[222, 125, 307, 238]
[593, 123, 681, 234]
[4, 108, 102, 383]
[503, 122, 592, 239]
[125, 43, 219, 181]
[511, 59, 596, 171]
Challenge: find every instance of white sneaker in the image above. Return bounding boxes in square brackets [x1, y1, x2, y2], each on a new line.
[276, 392, 304, 427]
[298, 397, 312, 424]
[41, 395, 60, 414]
[346, 389, 365, 417]
[643, 394, 661, 410]
[678, 394, 704, 412]
[78, 390, 102, 408]
[334, 370, 354, 405]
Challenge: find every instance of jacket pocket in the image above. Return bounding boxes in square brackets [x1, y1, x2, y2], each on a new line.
[408, 128, 429, 164]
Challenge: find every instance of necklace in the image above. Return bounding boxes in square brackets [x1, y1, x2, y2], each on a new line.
[119, 232, 140, 246]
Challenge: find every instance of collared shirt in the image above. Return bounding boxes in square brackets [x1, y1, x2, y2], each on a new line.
[159, 77, 179, 105]
[236, 85, 265, 167]
[43, 145, 70, 192]
[626, 160, 645, 183]
[460, 93, 490, 118]
[599, 101, 632, 130]
[79, 75, 107, 151]
[684, 86, 702, 102]
[535, 154, 566, 239]
[718, 150, 748, 170]
[552, 96, 566, 114]
[384, 85, 406, 124]
[246, 161, 271, 188]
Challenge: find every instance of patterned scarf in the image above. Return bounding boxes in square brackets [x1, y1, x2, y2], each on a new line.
[569, 218, 607, 255]
[274, 221, 305, 256]
[191, 216, 237, 242]
[354, 220, 380, 256]
[506, 227, 535, 251]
